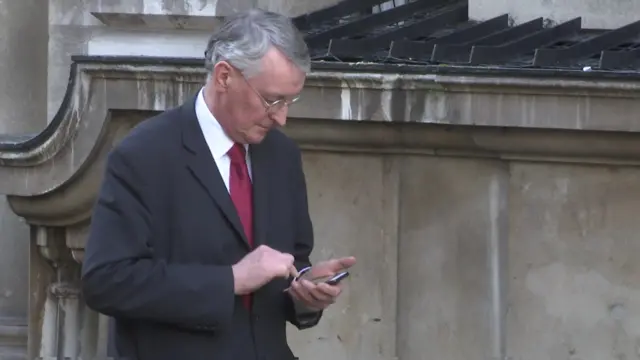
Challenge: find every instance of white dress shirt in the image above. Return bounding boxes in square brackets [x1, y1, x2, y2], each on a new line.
[195, 88, 252, 192]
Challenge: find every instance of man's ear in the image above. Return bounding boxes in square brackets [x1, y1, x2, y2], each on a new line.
[212, 61, 233, 91]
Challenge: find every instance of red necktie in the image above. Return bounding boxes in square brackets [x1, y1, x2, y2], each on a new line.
[228, 143, 254, 309]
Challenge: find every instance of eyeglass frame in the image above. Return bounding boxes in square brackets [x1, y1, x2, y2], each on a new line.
[230, 63, 301, 114]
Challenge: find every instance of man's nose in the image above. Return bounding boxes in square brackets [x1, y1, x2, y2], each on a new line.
[270, 107, 288, 126]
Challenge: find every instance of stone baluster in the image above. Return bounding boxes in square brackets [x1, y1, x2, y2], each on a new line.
[30, 225, 106, 360]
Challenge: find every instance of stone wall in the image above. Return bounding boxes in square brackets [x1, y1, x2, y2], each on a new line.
[0, 2, 48, 359]
[3, 58, 640, 359]
[6, 4, 640, 352]
[0, 0, 633, 358]
[287, 145, 640, 360]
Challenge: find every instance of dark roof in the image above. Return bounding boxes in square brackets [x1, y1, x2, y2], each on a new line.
[293, 0, 640, 71]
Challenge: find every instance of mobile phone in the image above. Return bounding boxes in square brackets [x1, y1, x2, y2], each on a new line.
[283, 271, 350, 292]
[324, 271, 349, 286]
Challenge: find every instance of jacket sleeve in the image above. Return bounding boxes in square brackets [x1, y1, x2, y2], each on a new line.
[284, 145, 323, 329]
[81, 147, 235, 331]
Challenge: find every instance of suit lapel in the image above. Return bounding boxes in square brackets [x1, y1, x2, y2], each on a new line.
[249, 143, 269, 248]
[180, 96, 250, 249]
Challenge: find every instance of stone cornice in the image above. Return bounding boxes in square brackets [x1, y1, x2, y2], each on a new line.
[305, 71, 640, 94]
[1, 56, 640, 226]
[90, 12, 225, 30]
[284, 119, 640, 166]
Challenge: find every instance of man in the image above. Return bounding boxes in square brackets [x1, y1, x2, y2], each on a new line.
[81, 9, 356, 360]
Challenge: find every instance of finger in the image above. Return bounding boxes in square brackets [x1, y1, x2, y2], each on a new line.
[256, 244, 272, 252]
[284, 281, 298, 295]
[289, 265, 299, 278]
[274, 254, 296, 278]
[282, 253, 295, 263]
[309, 288, 333, 305]
[302, 285, 335, 310]
[287, 283, 306, 300]
[291, 279, 316, 305]
[317, 282, 341, 298]
[275, 263, 295, 279]
[301, 280, 333, 304]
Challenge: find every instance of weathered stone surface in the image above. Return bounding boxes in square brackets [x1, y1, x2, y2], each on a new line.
[3, 57, 640, 359]
[287, 152, 399, 360]
[7, 59, 640, 196]
[507, 163, 640, 360]
[396, 156, 508, 360]
[0, 1, 49, 358]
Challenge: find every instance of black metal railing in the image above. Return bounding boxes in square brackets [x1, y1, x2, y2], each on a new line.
[294, 0, 640, 71]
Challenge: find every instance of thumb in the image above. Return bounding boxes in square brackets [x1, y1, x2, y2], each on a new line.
[333, 256, 356, 270]
[311, 256, 356, 277]
[323, 256, 356, 272]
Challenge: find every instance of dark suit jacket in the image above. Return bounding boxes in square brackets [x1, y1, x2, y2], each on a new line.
[81, 95, 321, 360]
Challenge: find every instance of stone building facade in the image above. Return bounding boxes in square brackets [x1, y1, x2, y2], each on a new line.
[1, 0, 640, 359]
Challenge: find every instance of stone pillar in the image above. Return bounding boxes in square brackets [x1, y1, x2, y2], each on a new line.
[0, 1, 49, 359]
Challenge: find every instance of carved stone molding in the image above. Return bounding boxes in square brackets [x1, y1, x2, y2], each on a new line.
[0, 317, 28, 359]
[0, 56, 639, 228]
[88, 0, 254, 30]
[27, 226, 89, 360]
[282, 119, 640, 166]
[90, 12, 226, 30]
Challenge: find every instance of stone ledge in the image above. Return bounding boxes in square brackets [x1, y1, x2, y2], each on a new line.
[88, 0, 253, 20]
[90, 12, 225, 31]
[1, 57, 640, 224]
[8, 115, 640, 228]
[0, 317, 28, 349]
[284, 120, 640, 167]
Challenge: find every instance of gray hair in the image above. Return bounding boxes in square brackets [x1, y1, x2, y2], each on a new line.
[204, 9, 311, 79]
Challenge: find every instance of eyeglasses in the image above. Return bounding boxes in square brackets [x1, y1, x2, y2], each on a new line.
[238, 69, 301, 114]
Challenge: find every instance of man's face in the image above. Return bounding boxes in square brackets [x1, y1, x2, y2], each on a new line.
[210, 47, 306, 144]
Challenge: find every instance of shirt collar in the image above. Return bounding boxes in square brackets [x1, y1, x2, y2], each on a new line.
[195, 88, 235, 160]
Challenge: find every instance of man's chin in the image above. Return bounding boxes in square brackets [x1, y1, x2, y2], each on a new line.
[245, 131, 268, 144]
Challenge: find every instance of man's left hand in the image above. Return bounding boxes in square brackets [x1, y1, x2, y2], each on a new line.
[287, 256, 356, 312]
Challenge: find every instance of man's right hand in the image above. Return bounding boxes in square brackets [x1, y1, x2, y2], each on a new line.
[231, 245, 298, 295]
